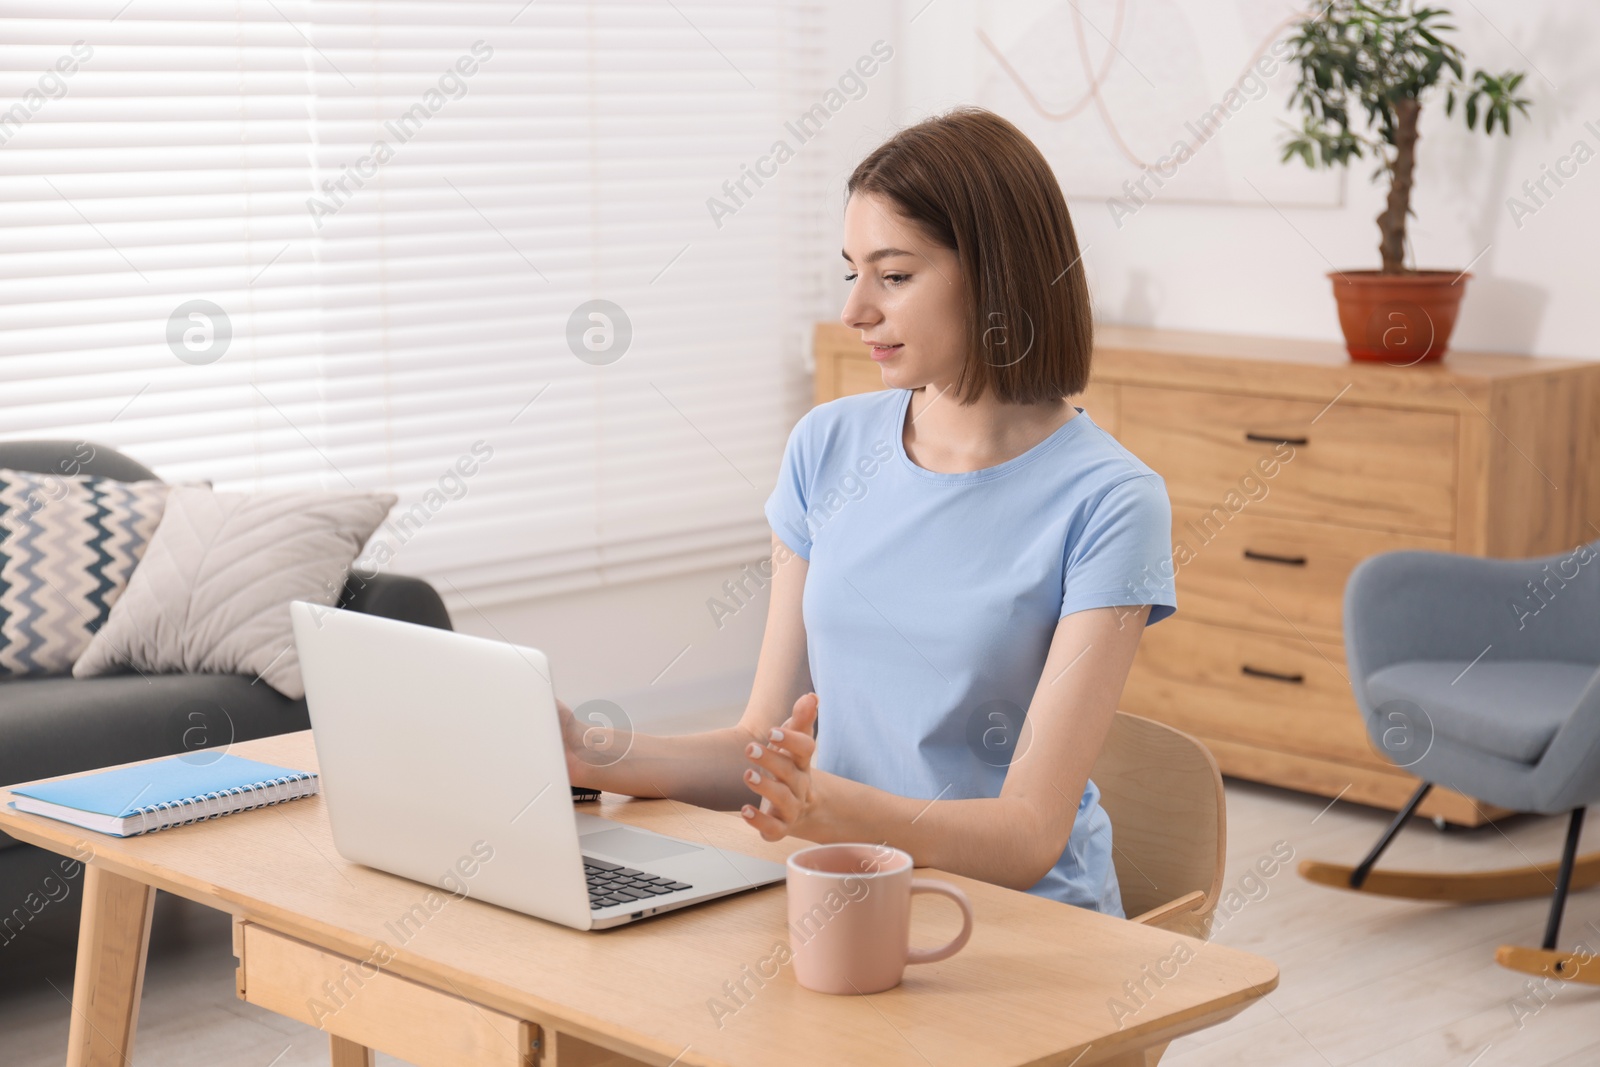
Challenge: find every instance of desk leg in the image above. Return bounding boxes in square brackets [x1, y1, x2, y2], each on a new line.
[65, 866, 155, 1067]
[329, 1035, 376, 1067]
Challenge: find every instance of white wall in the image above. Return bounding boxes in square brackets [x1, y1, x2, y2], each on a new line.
[896, 0, 1600, 360]
[451, 559, 769, 729]
[466, 0, 1599, 720]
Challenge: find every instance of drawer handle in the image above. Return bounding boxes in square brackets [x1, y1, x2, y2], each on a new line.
[1244, 432, 1308, 446]
[1241, 664, 1305, 684]
[1243, 548, 1307, 567]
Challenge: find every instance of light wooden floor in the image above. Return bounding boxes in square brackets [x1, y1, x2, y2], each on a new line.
[3, 755, 1597, 1066]
[1164, 780, 1600, 1066]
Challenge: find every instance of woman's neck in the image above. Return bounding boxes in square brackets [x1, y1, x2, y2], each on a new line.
[902, 384, 1076, 474]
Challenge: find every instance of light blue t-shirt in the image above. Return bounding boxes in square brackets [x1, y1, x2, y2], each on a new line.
[763, 387, 1177, 916]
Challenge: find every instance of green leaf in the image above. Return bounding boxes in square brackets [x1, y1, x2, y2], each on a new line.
[1278, 0, 1533, 171]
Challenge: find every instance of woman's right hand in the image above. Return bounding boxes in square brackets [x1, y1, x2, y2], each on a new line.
[557, 695, 635, 787]
[555, 696, 589, 787]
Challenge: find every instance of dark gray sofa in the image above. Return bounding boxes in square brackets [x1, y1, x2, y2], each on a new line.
[0, 440, 451, 864]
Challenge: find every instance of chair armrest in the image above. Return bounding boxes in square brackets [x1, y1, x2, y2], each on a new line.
[1128, 890, 1206, 928]
[339, 572, 452, 631]
[1344, 542, 1600, 686]
[1532, 683, 1600, 813]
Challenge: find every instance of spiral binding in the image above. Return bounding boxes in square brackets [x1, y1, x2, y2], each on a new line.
[127, 771, 319, 837]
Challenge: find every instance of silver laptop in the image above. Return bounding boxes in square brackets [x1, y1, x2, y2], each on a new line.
[290, 602, 786, 931]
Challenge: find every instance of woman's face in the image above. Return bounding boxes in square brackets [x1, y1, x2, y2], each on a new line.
[839, 192, 967, 393]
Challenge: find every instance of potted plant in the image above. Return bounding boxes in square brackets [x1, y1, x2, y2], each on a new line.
[1280, 0, 1530, 363]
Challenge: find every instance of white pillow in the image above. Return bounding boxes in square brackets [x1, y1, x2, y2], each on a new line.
[72, 485, 396, 699]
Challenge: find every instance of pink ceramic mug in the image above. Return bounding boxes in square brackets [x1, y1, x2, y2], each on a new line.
[786, 842, 974, 995]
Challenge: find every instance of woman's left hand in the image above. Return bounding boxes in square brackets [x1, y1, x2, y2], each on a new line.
[740, 692, 821, 841]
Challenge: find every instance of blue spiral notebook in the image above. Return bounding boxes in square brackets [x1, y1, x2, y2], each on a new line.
[8, 754, 319, 838]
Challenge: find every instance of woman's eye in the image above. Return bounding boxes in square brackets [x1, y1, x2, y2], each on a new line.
[843, 272, 857, 282]
[885, 273, 909, 285]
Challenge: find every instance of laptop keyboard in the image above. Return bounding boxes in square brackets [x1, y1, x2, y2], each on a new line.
[585, 858, 693, 911]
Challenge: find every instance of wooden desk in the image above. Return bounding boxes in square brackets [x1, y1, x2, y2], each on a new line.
[0, 733, 1278, 1067]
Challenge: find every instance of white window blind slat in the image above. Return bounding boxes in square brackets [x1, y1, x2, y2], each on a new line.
[0, 0, 827, 607]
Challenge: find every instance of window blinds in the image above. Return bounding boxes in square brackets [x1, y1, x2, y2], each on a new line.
[0, 0, 826, 607]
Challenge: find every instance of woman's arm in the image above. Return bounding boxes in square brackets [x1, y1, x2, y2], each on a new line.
[740, 602, 1150, 891]
[560, 534, 814, 812]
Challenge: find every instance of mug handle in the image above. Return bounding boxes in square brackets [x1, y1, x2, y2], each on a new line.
[905, 879, 974, 965]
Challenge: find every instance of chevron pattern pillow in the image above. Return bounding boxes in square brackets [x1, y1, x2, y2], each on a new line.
[0, 468, 171, 678]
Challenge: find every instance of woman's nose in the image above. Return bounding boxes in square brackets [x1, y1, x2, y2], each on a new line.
[840, 287, 879, 331]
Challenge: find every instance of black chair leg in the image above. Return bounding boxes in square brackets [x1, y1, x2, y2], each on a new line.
[1350, 782, 1434, 889]
[1541, 807, 1587, 951]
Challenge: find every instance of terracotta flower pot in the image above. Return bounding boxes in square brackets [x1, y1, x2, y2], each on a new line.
[1327, 270, 1470, 364]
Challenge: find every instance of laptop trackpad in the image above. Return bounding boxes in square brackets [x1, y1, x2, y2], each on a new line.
[582, 826, 704, 864]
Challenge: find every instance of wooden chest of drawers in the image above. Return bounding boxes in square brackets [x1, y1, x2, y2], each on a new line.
[812, 322, 1600, 826]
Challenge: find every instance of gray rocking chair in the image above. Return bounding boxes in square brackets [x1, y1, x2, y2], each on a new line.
[1300, 539, 1600, 984]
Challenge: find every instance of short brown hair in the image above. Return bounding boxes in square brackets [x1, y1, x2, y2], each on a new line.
[846, 106, 1092, 404]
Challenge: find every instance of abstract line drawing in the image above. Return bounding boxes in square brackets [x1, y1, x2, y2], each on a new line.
[975, 0, 1344, 208]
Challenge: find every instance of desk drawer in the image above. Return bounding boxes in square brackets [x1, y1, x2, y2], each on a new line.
[1171, 503, 1454, 640]
[234, 921, 536, 1067]
[1120, 384, 1457, 535]
[1122, 617, 1383, 767]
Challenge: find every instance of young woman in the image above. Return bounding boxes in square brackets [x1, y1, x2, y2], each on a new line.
[559, 106, 1175, 916]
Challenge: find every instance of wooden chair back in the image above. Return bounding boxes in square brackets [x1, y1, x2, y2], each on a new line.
[1091, 711, 1226, 938]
